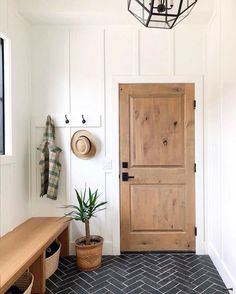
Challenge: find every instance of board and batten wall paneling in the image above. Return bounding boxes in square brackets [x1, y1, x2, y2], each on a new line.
[220, 0, 236, 285]
[139, 29, 172, 75]
[30, 25, 207, 256]
[175, 25, 206, 75]
[104, 28, 139, 252]
[105, 28, 139, 77]
[206, 9, 222, 255]
[206, 0, 236, 290]
[70, 127, 107, 246]
[70, 28, 105, 114]
[31, 26, 70, 115]
[69, 28, 108, 250]
[30, 26, 70, 219]
[105, 27, 139, 157]
[30, 125, 70, 216]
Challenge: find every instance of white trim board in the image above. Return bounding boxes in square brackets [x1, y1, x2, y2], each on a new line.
[111, 75, 205, 255]
[0, 33, 12, 160]
[209, 243, 236, 293]
[32, 114, 102, 128]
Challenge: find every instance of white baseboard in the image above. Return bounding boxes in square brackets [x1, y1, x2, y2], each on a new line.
[69, 239, 206, 256]
[209, 243, 236, 293]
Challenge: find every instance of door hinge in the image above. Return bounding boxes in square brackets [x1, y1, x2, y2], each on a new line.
[194, 163, 196, 173]
[195, 227, 197, 236]
[194, 100, 196, 109]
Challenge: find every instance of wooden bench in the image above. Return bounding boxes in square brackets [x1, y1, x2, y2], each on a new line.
[0, 217, 70, 294]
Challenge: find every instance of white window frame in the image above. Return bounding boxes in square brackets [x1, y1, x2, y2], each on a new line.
[0, 33, 13, 165]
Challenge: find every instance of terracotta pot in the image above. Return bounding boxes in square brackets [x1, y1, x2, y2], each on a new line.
[75, 235, 104, 271]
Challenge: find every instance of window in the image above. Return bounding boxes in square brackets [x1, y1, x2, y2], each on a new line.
[0, 37, 4, 155]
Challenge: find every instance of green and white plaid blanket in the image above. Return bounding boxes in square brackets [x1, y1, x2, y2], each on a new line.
[37, 115, 62, 200]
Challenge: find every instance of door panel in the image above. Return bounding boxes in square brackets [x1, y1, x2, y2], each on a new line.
[120, 83, 195, 252]
[130, 185, 185, 231]
[130, 96, 184, 166]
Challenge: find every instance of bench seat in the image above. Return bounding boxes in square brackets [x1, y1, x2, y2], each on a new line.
[0, 217, 69, 294]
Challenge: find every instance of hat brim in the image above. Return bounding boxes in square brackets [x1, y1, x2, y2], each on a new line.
[71, 130, 96, 159]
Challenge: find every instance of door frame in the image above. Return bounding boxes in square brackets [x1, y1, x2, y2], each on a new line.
[111, 75, 205, 255]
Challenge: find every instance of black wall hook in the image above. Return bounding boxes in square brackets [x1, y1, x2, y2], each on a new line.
[82, 114, 86, 124]
[65, 114, 69, 124]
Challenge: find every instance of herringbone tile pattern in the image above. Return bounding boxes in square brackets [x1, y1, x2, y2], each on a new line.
[46, 254, 228, 294]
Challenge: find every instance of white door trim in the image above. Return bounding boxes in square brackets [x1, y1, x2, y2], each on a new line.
[111, 75, 205, 255]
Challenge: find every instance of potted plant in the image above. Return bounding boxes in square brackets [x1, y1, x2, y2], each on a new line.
[62, 186, 107, 271]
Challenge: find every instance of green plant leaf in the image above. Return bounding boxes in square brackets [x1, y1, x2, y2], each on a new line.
[83, 186, 87, 203]
[60, 185, 107, 240]
[92, 201, 108, 212]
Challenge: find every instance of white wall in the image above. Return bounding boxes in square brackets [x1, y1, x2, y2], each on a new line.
[1, 0, 235, 289]
[206, 0, 236, 291]
[30, 24, 207, 254]
[0, 0, 31, 235]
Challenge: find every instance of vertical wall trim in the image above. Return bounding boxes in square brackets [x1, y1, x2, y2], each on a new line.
[68, 29, 72, 115]
[206, 1, 236, 289]
[103, 29, 107, 156]
[67, 126, 72, 254]
[68, 30, 73, 252]
[28, 23, 32, 220]
[205, 0, 219, 254]
[137, 29, 141, 76]
[30, 119, 36, 217]
[172, 30, 176, 75]
[218, 0, 223, 261]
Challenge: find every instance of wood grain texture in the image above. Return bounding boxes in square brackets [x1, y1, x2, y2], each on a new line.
[58, 226, 69, 257]
[120, 83, 195, 252]
[30, 252, 46, 294]
[0, 217, 69, 293]
[130, 185, 185, 231]
[130, 96, 184, 166]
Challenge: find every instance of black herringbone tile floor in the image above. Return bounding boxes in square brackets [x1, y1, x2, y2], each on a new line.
[46, 254, 228, 294]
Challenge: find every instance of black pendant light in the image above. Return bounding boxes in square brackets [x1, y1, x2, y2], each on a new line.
[128, 0, 198, 29]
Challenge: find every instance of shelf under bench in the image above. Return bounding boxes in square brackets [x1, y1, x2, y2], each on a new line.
[0, 217, 70, 294]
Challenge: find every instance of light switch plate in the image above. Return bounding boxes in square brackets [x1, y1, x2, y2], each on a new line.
[103, 159, 112, 170]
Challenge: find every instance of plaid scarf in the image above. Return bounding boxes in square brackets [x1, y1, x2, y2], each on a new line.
[37, 115, 62, 200]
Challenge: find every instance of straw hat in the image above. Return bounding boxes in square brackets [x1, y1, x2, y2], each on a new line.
[71, 130, 96, 159]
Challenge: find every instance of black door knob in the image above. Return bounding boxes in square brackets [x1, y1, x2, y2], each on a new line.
[122, 172, 135, 182]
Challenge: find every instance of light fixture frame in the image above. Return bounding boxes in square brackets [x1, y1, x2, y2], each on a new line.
[128, 0, 198, 29]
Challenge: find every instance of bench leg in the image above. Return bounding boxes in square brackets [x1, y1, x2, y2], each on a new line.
[58, 226, 69, 257]
[30, 252, 46, 294]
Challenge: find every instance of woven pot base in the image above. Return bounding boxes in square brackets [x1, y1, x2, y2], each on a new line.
[75, 235, 103, 271]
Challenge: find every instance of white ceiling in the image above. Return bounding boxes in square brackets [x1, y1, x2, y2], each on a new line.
[16, 0, 216, 26]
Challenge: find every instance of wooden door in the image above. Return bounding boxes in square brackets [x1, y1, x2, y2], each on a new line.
[120, 83, 195, 252]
